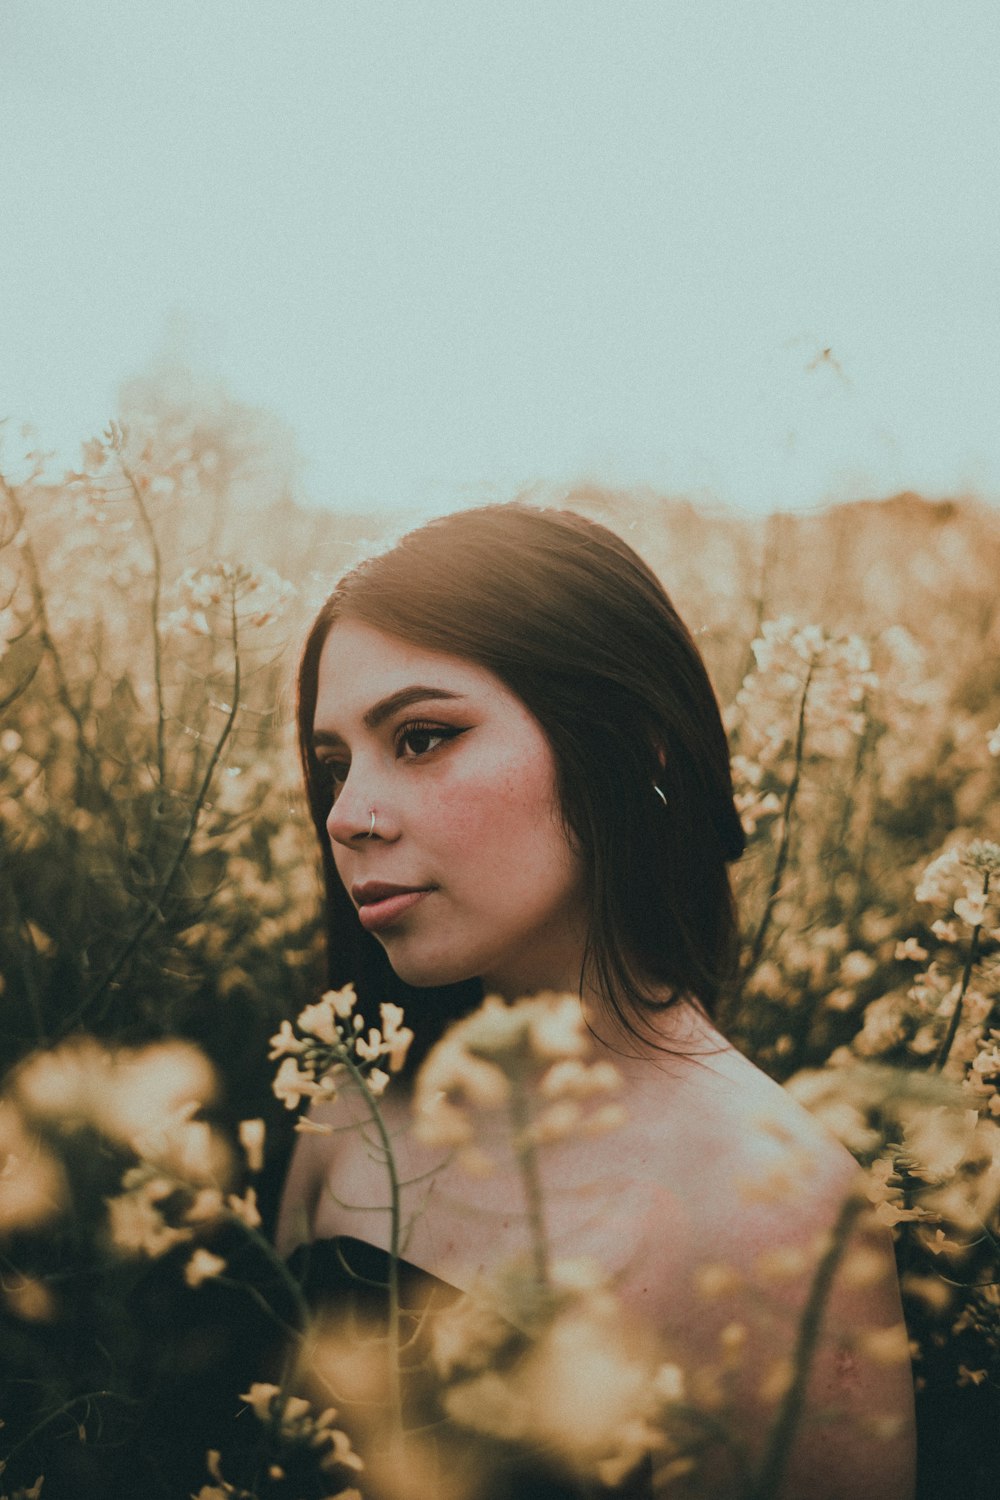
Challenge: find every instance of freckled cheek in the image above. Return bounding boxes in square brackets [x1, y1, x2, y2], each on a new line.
[425, 747, 556, 855]
[455, 762, 560, 870]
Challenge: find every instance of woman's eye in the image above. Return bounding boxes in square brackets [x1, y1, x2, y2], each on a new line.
[396, 723, 462, 759]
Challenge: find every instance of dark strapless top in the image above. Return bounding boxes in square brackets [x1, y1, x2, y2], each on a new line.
[287, 1236, 654, 1500]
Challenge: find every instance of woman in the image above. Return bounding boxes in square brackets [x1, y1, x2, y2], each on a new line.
[277, 502, 916, 1499]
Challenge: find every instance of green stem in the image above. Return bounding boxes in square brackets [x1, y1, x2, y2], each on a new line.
[119, 457, 167, 792]
[507, 1067, 550, 1292]
[745, 658, 816, 975]
[0, 472, 108, 813]
[0, 1389, 139, 1467]
[63, 586, 242, 1029]
[226, 1215, 313, 1334]
[0, 851, 47, 1043]
[749, 1191, 865, 1500]
[338, 1053, 405, 1449]
[934, 872, 989, 1073]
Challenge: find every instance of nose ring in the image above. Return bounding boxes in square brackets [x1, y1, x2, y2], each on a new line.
[362, 807, 377, 839]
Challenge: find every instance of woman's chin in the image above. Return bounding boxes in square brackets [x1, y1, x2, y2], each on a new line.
[381, 942, 478, 991]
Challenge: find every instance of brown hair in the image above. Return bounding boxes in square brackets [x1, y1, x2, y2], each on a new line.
[296, 502, 745, 1059]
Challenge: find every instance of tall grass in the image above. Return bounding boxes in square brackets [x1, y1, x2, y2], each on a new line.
[1, 387, 998, 1498]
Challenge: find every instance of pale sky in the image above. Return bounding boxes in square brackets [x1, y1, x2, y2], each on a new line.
[2, 0, 999, 515]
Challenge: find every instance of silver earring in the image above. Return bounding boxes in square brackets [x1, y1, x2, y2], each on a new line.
[653, 784, 667, 807]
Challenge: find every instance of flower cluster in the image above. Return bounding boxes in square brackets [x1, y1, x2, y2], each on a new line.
[915, 840, 1000, 933]
[163, 561, 296, 637]
[731, 618, 878, 784]
[270, 985, 414, 1114]
[430, 1257, 688, 1490]
[193, 1385, 362, 1500]
[787, 1062, 1000, 1267]
[0, 1037, 261, 1286]
[412, 993, 624, 1173]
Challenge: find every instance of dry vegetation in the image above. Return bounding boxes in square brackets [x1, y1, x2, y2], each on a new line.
[1, 376, 998, 1499]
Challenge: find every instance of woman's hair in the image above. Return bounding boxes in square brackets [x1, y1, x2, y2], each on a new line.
[296, 502, 745, 1057]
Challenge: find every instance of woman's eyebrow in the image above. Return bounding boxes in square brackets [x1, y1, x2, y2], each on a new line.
[312, 685, 466, 747]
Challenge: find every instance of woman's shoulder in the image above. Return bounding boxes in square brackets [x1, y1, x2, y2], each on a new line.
[598, 1013, 863, 1290]
[274, 1091, 365, 1257]
[624, 1012, 859, 1192]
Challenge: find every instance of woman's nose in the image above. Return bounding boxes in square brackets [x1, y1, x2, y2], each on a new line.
[325, 771, 390, 848]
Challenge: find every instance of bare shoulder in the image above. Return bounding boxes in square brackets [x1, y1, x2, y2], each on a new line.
[612, 1023, 916, 1500]
[622, 1020, 861, 1238]
[274, 1092, 360, 1257]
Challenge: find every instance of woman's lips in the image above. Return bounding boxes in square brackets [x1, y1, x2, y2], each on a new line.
[357, 888, 431, 933]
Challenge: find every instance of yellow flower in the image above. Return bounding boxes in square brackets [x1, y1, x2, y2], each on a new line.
[185, 1248, 227, 1287]
[268, 1020, 306, 1060]
[105, 1179, 191, 1258]
[527, 994, 589, 1060]
[379, 1002, 414, 1071]
[273, 1057, 328, 1111]
[323, 984, 359, 1020]
[367, 1068, 390, 1098]
[227, 1187, 262, 1229]
[297, 998, 341, 1046]
[239, 1381, 281, 1420]
[237, 1118, 265, 1173]
[0, 1102, 67, 1232]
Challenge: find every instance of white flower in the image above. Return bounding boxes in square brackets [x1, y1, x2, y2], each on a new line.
[355, 1029, 384, 1062]
[539, 1058, 621, 1101]
[185, 1248, 227, 1287]
[227, 1188, 261, 1228]
[268, 1020, 306, 1060]
[323, 984, 358, 1020]
[895, 937, 929, 962]
[273, 1057, 327, 1111]
[379, 1002, 414, 1071]
[106, 1179, 191, 1258]
[528, 995, 590, 1060]
[954, 892, 988, 928]
[297, 998, 341, 1046]
[239, 1382, 281, 1421]
[237, 1118, 265, 1173]
[915, 847, 965, 907]
[367, 1068, 390, 1097]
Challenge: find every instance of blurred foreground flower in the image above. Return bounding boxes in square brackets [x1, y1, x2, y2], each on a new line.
[787, 1062, 1000, 1249]
[0, 1035, 242, 1268]
[915, 839, 1000, 932]
[0, 1097, 67, 1233]
[413, 992, 624, 1175]
[431, 1257, 687, 1491]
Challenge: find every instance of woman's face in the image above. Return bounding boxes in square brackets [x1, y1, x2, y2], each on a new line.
[312, 618, 590, 998]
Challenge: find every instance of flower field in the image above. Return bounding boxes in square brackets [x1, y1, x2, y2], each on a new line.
[1, 386, 999, 1499]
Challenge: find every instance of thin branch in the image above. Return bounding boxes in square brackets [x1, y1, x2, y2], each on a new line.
[1, 473, 93, 794]
[117, 452, 166, 790]
[749, 1191, 866, 1500]
[0, 657, 40, 714]
[60, 587, 243, 1030]
[934, 871, 990, 1073]
[0, 1389, 140, 1467]
[744, 657, 816, 974]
